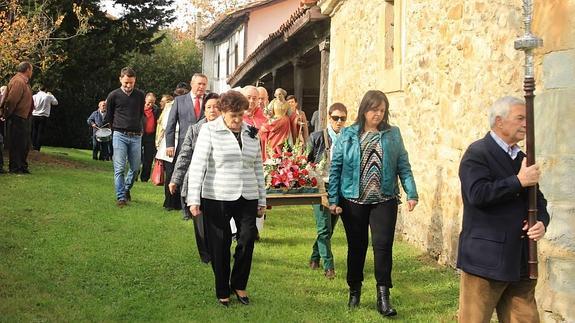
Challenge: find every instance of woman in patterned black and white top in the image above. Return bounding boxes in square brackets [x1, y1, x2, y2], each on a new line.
[186, 90, 266, 307]
[328, 90, 418, 317]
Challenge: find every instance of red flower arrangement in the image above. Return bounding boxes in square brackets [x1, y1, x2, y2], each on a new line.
[263, 142, 319, 193]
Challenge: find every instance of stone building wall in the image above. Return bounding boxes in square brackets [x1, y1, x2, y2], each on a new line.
[319, 0, 574, 321]
[532, 1, 575, 321]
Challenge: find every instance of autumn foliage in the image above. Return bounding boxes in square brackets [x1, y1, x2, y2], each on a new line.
[0, 0, 89, 81]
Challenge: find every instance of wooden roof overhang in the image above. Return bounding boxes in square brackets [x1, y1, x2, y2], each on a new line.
[199, 13, 249, 42]
[227, 6, 329, 87]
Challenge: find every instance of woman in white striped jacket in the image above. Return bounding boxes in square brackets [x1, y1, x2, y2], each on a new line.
[186, 90, 266, 307]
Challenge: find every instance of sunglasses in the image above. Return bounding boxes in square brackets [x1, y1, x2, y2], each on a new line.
[330, 115, 347, 122]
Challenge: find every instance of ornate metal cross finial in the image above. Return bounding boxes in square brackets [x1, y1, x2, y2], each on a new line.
[514, 0, 543, 77]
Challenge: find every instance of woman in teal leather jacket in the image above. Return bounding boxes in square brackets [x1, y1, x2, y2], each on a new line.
[328, 90, 418, 317]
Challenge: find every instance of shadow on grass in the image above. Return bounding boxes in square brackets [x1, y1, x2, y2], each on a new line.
[33, 147, 111, 171]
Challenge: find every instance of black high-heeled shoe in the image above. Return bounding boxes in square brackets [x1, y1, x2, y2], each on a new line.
[234, 290, 250, 305]
[218, 299, 230, 307]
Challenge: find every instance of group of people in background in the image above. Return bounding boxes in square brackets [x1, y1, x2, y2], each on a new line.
[98, 68, 266, 307]
[98, 64, 421, 314]
[1, 61, 551, 322]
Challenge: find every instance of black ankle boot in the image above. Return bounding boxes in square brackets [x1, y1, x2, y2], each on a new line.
[376, 286, 397, 316]
[348, 288, 361, 308]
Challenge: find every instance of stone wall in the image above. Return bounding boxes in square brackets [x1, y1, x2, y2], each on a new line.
[319, 0, 574, 321]
[532, 1, 575, 321]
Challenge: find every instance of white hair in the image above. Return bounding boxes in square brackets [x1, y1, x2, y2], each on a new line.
[241, 85, 258, 96]
[256, 86, 268, 97]
[488, 96, 525, 128]
[191, 73, 207, 82]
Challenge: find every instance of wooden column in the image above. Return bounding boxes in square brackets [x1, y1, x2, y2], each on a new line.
[272, 69, 280, 90]
[292, 58, 305, 105]
[318, 39, 330, 130]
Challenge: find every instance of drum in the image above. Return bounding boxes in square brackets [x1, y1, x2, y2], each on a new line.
[95, 128, 112, 142]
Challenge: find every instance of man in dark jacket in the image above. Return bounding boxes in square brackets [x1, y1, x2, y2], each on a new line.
[457, 96, 550, 322]
[306, 103, 347, 279]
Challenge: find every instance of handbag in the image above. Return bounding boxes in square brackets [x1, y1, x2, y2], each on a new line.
[151, 159, 164, 186]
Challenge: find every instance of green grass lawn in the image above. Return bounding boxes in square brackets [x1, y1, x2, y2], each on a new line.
[0, 147, 459, 322]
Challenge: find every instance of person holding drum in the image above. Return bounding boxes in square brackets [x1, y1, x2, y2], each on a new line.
[87, 100, 111, 161]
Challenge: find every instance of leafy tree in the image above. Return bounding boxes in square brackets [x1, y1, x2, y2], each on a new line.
[33, 0, 178, 148]
[123, 30, 202, 97]
[0, 0, 90, 82]
[2, 0, 199, 148]
[110, 0, 176, 54]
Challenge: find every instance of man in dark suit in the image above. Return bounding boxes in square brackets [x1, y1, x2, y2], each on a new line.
[457, 96, 550, 323]
[165, 73, 208, 160]
[165, 73, 208, 219]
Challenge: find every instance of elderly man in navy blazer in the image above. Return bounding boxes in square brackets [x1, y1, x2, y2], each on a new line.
[165, 73, 208, 159]
[457, 96, 550, 323]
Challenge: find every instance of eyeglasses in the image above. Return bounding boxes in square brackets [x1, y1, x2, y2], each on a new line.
[330, 115, 347, 122]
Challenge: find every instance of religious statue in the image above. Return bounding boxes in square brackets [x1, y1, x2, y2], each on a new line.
[259, 88, 294, 160]
[263, 88, 286, 118]
[271, 89, 289, 118]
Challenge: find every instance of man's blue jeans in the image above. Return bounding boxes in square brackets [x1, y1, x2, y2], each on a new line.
[112, 132, 141, 201]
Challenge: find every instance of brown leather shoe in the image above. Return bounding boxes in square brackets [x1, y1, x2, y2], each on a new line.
[117, 200, 127, 208]
[309, 260, 320, 270]
[325, 269, 336, 279]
